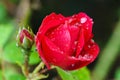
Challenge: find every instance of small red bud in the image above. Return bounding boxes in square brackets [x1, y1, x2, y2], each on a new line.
[16, 26, 34, 51]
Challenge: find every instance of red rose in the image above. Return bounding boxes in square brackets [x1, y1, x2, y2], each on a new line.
[35, 12, 99, 70]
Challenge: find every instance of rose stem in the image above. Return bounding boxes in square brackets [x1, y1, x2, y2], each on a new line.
[33, 62, 44, 74]
[23, 52, 29, 78]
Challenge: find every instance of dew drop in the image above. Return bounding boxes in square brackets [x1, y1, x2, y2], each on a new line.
[66, 44, 69, 47]
[83, 55, 89, 60]
[72, 15, 75, 18]
[68, 19, 73, 23]
[83, 54, 93, 60]
[74, 41, 78, 45]
[89, 55, 93, 59]
[91, 39, 94, 43]
[51, 32, 54, 35]
[71, 64, 75, 67]
[80, 17, 87, 23]
[61, 51, 64, 54]
[88, 45, 91, 48]
[90, 19, 93, 21]
[52, 48, 55, 51]
[78, 55, 82, 59]
[86, 27, 89, 30]
[75, 23, 79, 26]
[71, 56, 76, 59]
[91, 21, 94, 24]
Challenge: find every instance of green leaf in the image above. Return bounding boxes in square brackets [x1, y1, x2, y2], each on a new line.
[4, 40, 41, 65]
[5, 69, 25, 80]
[115, 67, 120, 80]
[57, 67, 91, 80]
[70, 67, 91, 80]
[29, 46, 41, 65]
[0, 3, 7, 23]
[3, 41, 24, 64]
[0, 69, 25, 80]
[57, 67, 75, 80]
[0, 23, 14, 48]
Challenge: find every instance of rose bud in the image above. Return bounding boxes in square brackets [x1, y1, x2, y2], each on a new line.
[16, 26, 34, 51]
[35, 12, 99, 70]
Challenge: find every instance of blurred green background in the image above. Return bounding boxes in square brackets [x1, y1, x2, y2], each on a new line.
[0, 0, 120, 80]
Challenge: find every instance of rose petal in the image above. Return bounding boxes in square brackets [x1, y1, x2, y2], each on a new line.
[65, 40, 99, 70]
[39, 13, 65, 35]
[47, 23, 71, 55]
[75, 28, 84, 57]
[78, 13, 93, 42]
[78, 12, 93, 33]
[35, 33, 50, 69]
[42, 36, 76, 69]
[41, 36, 99, 70]
[67, 12, 93, 42]
[82, 39, 100, 62]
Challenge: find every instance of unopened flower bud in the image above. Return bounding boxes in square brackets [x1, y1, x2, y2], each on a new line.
[16, 26, 34, 51]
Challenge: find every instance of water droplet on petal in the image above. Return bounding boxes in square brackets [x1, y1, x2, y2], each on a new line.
[90, 19, 92, 20]
[75, 23, 79, 26]
[83, 54, 93, 60]
[88, 45, 91, 48]
[61, 51, 64, 54]
[68, 19, 73, 23]
[72, 15, 75, 18]
[51, 32, 54, 35]
[66, 44, 69, 47]
[71, 64, 75, 67]
[80, 17, 87, 23]
[91, 39, 94, 43]
[91, 21, 94, 24]
[78, 55, 82, 59]
[52, 48, 55, 51]
[83, 55, 89, 60]
[74, 41, 78, 45]
[71, 56, 76, 59]
[86, 27, 89, 30]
